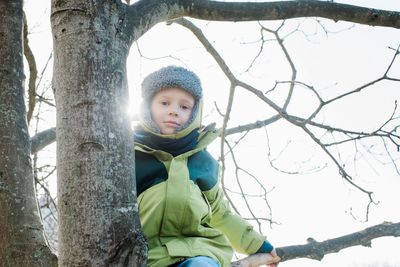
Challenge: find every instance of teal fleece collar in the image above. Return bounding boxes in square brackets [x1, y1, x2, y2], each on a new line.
[134, 125, 200, 157]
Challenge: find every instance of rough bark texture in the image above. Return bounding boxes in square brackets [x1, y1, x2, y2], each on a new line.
[0, 0, 57, 266]
[51, 0, 146, 266]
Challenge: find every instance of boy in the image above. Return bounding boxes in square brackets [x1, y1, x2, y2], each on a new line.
[134, 66, 278, 267]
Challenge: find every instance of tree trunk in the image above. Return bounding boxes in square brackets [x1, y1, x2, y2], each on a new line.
[0, 0, 57, 266]
[51, 0, 146, 265]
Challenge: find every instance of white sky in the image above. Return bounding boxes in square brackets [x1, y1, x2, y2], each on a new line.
[24, 1, 400, 266]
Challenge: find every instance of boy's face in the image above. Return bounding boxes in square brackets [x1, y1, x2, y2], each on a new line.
[150, 87, 195, 135]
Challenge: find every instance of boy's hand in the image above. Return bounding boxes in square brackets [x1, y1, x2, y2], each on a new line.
[230, 250, 280, 267]
[268, 248, 279, 267]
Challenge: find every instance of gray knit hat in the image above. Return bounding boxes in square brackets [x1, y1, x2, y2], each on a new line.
[140, 66, 203, 134]
[141, 66, 202, 101]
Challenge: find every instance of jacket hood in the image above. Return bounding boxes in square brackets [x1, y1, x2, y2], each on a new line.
[138, 66, 204, 139]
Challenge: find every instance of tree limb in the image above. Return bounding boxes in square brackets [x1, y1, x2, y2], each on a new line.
[185, 0, 400, 29]
[23, 12, 38, 124]
[276, 221, 400, 262]
[128, 0, 400, 44]
[231, 222, 400, 267]
[225, 115, 281, 136]
[31, 127, 56, 154]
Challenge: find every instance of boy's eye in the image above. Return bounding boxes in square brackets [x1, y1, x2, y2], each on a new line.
[161, 101, 168, 106]
[181, 105, 192, 110]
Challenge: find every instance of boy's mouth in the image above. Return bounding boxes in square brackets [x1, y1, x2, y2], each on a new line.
[164, 121, 180, 127]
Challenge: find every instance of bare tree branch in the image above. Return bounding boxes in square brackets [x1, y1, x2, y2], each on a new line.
[31, 127, 56, 154]
[127, 0, 400, 51]
[260, 22, 297, 112]
[180, 0, 400, 29]
[225, 115, 281, 136]
[23, 12, 38, 124]
[225, 140, 275, 230]
[232, 222, 400, 266]
[276, 221, 400, 262]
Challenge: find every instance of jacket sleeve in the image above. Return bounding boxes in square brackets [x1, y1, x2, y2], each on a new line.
[202, 182, 266, 255]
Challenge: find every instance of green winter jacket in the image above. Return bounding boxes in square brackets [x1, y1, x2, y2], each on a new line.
[134, 97, 267, 266]
[135, 126, 267, 267]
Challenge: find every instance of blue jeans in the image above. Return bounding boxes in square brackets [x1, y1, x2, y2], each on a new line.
[171, 256, 220, 267]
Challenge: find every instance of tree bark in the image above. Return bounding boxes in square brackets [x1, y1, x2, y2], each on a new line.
[51, 0, 146, 265]
[0, 0, 57, 266]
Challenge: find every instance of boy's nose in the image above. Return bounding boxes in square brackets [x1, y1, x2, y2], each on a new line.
[168, 106, 179, 116]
